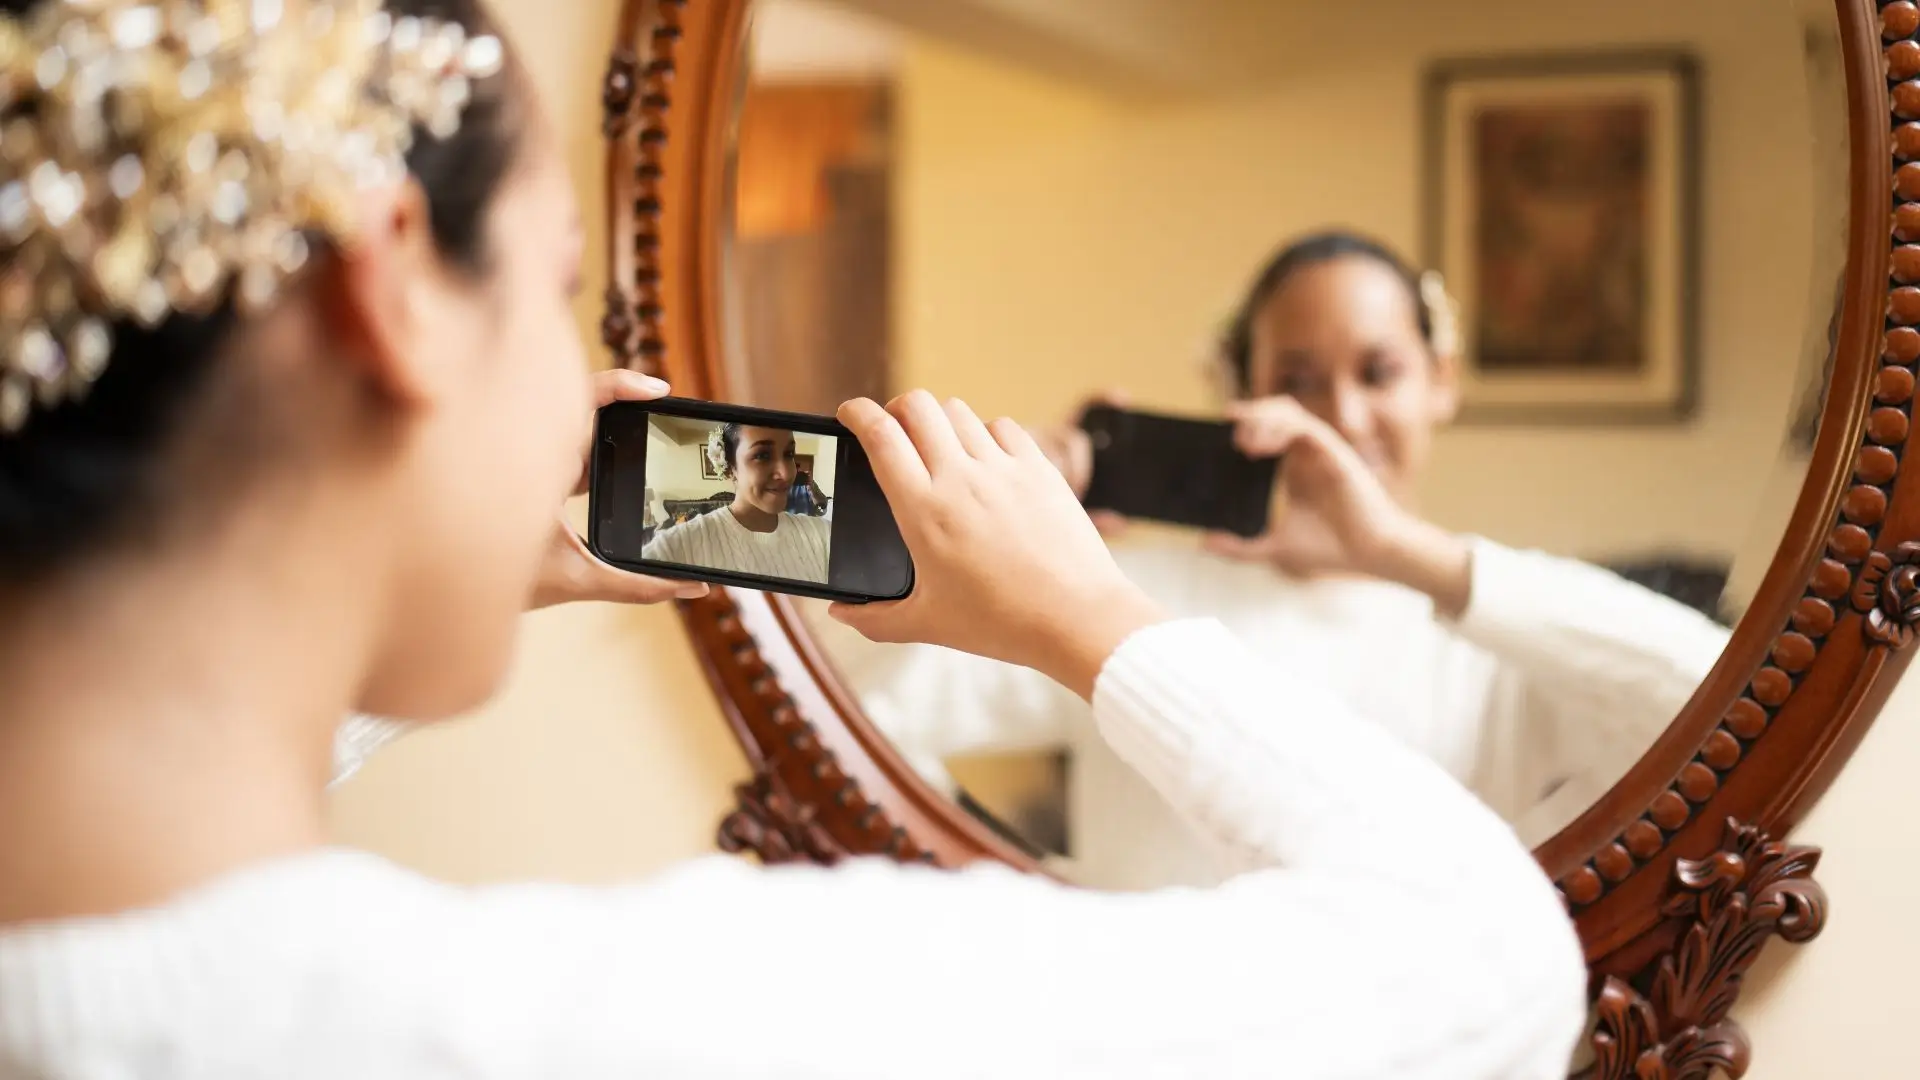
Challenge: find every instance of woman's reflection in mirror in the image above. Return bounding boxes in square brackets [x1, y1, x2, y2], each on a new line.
[846, 229, 1734, 890]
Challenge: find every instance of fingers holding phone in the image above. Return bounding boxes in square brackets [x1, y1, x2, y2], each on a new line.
[1207, 396, 1420, 581]
[832, 392, 1163, 699]
[537, 370, 711, 611]
[1030, 425, 1093, 497]
[1031, 391, 1134, 537]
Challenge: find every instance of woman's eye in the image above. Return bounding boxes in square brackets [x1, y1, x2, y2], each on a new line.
[1363, 360, 1405, 387]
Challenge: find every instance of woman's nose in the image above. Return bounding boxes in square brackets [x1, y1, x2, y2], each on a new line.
[1329, 384, 1373, 442]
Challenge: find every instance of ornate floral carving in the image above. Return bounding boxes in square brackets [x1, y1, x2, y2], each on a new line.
[690, 589, 943, 867]
[717, 774, 846, 865]
[1851, 539, 1920, 647]
[1582, 820, 1826, 1080]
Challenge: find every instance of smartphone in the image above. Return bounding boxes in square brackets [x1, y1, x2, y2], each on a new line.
[1079, 404, 1278, 538]
[588, 397, 915, 603]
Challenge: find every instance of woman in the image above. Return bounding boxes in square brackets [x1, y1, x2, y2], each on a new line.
[643, 423, 832, 583]
[825, 231, 1730, 887]
[0, 3, 1584, 1076]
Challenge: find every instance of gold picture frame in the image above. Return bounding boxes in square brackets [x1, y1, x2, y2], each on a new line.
[1423, 51, 1700, 424]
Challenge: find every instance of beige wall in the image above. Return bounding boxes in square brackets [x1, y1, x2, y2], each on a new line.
[326, 0, 1915, 1075]
[647, 429, 714, 501]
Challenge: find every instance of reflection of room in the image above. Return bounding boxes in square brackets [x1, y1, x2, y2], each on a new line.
[750, 0, 1835, 568]
[643, 416, 837, 546]
[730, 0, 896, 414]
[749, 0, 1843, 866]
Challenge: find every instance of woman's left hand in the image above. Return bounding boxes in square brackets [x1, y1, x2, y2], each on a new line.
[527, 369, 711, 611]
[1201, 396, 1473, 616]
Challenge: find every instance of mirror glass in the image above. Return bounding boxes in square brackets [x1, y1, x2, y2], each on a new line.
[713, 0, 1851, 890]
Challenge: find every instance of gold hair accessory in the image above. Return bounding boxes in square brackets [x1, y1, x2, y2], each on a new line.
[1418, 270, 1461, 359]
[0, 0, 507, 434]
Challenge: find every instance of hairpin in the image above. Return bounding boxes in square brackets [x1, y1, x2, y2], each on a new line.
[0, 0, 507, 435]
[1419, 270, 1462, 359]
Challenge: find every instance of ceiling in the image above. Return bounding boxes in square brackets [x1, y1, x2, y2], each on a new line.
[753, 0, 1842, 100]
[649, 415, 720, 447]
[749, 0, 1314, 99]
[750, 0, 904, 82]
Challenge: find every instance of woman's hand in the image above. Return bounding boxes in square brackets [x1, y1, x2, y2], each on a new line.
[1203, 396, 1473, 616]
[1029, 391, 1129, 537]
[528, 369, 711, 611]
[828, 391, 1165, 699]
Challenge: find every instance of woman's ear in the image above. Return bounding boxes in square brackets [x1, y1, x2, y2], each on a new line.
[324, 180, 459, 412]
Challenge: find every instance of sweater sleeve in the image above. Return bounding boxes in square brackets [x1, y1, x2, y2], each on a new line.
[834, 639, 1082, 768]
[800, 595, 1082, 778]
[434, 618, 1587, 1078]
[1450, 538, 1731, 842]
[797, 542, 1231, 776]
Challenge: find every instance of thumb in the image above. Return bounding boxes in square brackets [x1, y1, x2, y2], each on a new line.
[592, 562, 710, 603]
[828, 599, 908, 643]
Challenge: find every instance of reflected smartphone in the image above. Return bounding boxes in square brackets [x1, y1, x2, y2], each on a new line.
[588, 397, 915, 603]
[1079, 404, 1278, 538]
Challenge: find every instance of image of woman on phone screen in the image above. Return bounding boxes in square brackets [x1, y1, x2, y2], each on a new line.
[643, 423, 832, 583]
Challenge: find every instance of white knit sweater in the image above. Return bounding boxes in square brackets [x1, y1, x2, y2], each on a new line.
[642, 509, 831, 584]
[809, 538, 1730, 889]
[0, 619, 1586, 1079]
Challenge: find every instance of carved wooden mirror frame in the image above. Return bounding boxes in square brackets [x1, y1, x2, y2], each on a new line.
[602, 1, 1918, 1074]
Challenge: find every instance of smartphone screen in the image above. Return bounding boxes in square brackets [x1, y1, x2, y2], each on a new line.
[589, 398, 915, 603]
[1079, 405, 1278, 538]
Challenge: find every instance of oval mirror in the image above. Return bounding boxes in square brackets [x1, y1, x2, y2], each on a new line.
[713, 0, 1847, 883]
[602, 0, 1913, 1073]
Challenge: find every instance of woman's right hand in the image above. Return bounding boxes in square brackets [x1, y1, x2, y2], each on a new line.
[829, 391, 1165, 699]
[1030, 392, 1129, 537]
[1029, 424, 1093, 499]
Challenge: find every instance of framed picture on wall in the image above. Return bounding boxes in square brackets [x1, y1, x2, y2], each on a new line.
[1423, 51, 1700, 424]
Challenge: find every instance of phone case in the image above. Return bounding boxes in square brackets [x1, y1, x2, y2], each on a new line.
[587, 397, 915, 604]
[1079, 405, 1278, 538]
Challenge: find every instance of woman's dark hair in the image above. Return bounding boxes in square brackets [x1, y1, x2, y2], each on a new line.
[1219, 230, 1433, 395]
[0, 0, 523, 586]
